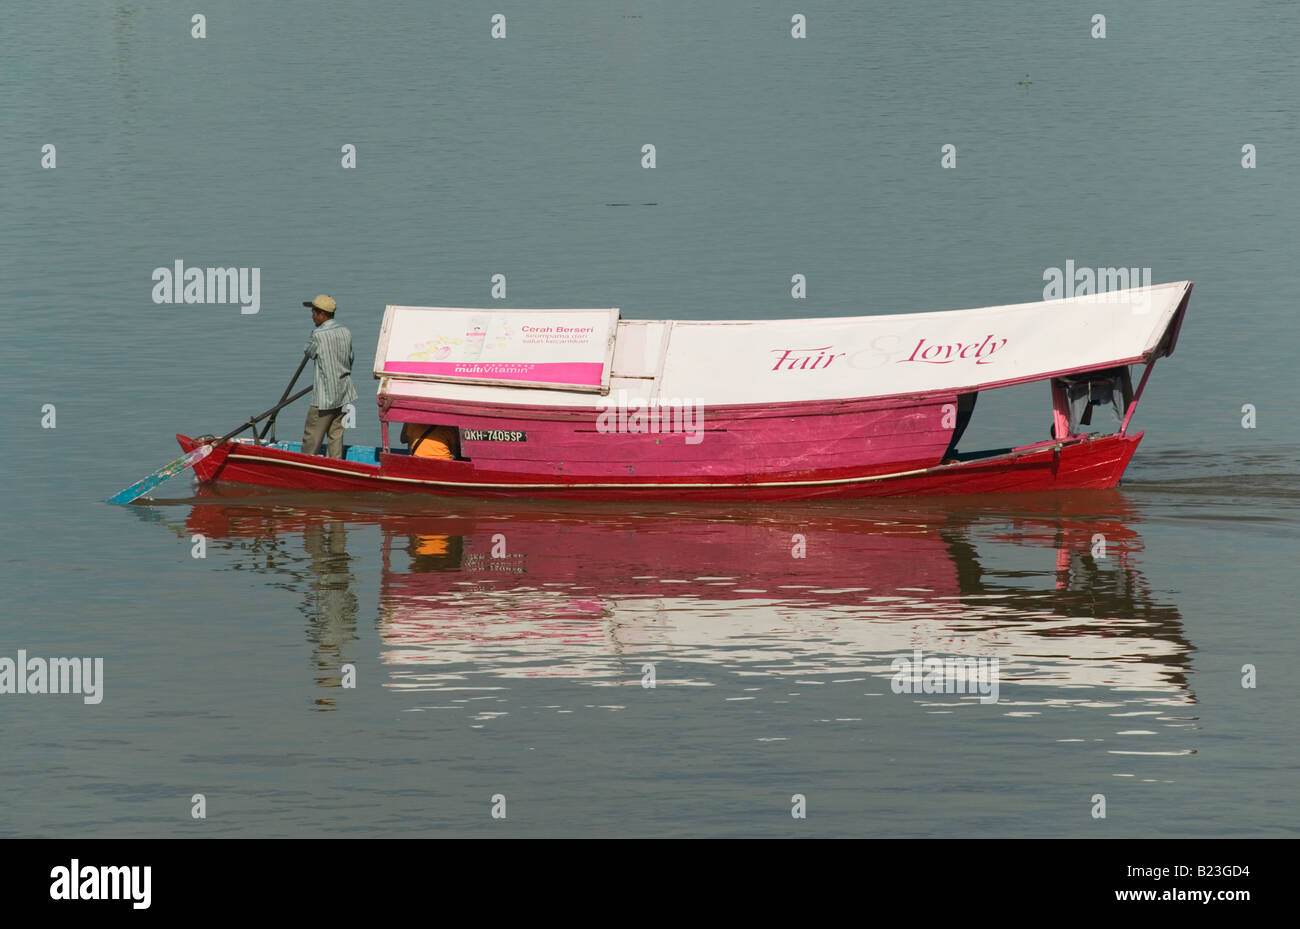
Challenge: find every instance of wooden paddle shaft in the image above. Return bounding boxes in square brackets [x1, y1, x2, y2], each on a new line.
[260, 354, 312, 440]
[216, 385, 313, 446]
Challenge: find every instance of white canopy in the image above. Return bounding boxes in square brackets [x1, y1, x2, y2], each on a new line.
[377, 282, 1191, 409]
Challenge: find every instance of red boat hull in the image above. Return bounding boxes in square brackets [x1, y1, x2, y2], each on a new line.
[176, 431, 1143, 501]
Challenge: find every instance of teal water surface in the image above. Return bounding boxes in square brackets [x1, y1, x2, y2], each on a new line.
[1, 1, 1297, 836]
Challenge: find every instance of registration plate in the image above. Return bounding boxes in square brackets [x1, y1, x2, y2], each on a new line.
[461, 428, 527, 442]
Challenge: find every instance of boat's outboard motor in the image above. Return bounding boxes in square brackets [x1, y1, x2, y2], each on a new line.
[1057, 367, 1133, 433]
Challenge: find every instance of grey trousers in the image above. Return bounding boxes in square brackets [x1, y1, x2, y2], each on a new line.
[302, 405, 346, 458]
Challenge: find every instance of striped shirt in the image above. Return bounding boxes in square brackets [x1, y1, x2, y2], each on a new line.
[304, 319, 357, 410]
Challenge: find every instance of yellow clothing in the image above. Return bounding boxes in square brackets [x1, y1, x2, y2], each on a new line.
[403, 424, 458, 459]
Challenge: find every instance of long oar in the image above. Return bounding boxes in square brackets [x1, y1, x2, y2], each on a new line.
[107, 385, 313, 505]
[259, 353, 310, 442]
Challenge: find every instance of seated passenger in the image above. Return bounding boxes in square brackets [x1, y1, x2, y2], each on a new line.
[400, 423, 460, 460]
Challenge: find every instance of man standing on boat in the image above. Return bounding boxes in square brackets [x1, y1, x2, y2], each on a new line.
[301, 294, 357, 458]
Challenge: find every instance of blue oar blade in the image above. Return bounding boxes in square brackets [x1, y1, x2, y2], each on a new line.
[107, 444, 213, 505]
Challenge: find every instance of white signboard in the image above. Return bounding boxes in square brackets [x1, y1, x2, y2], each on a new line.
[375, 306, 619, 393]
[656, 282, 1191, 404]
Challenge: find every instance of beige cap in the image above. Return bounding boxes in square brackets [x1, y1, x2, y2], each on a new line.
[304, 294, 337, 314]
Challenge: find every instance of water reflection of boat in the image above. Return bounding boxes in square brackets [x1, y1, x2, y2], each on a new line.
[164, 488, 1190, 704]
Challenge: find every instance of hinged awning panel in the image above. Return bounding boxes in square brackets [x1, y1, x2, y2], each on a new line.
[375, 306, 620, 393]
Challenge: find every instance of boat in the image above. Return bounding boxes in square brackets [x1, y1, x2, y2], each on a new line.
[176, 281, 1192, 501]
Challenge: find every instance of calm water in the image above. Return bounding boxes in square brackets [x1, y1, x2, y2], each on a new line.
[1, 1, 1298, 837]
